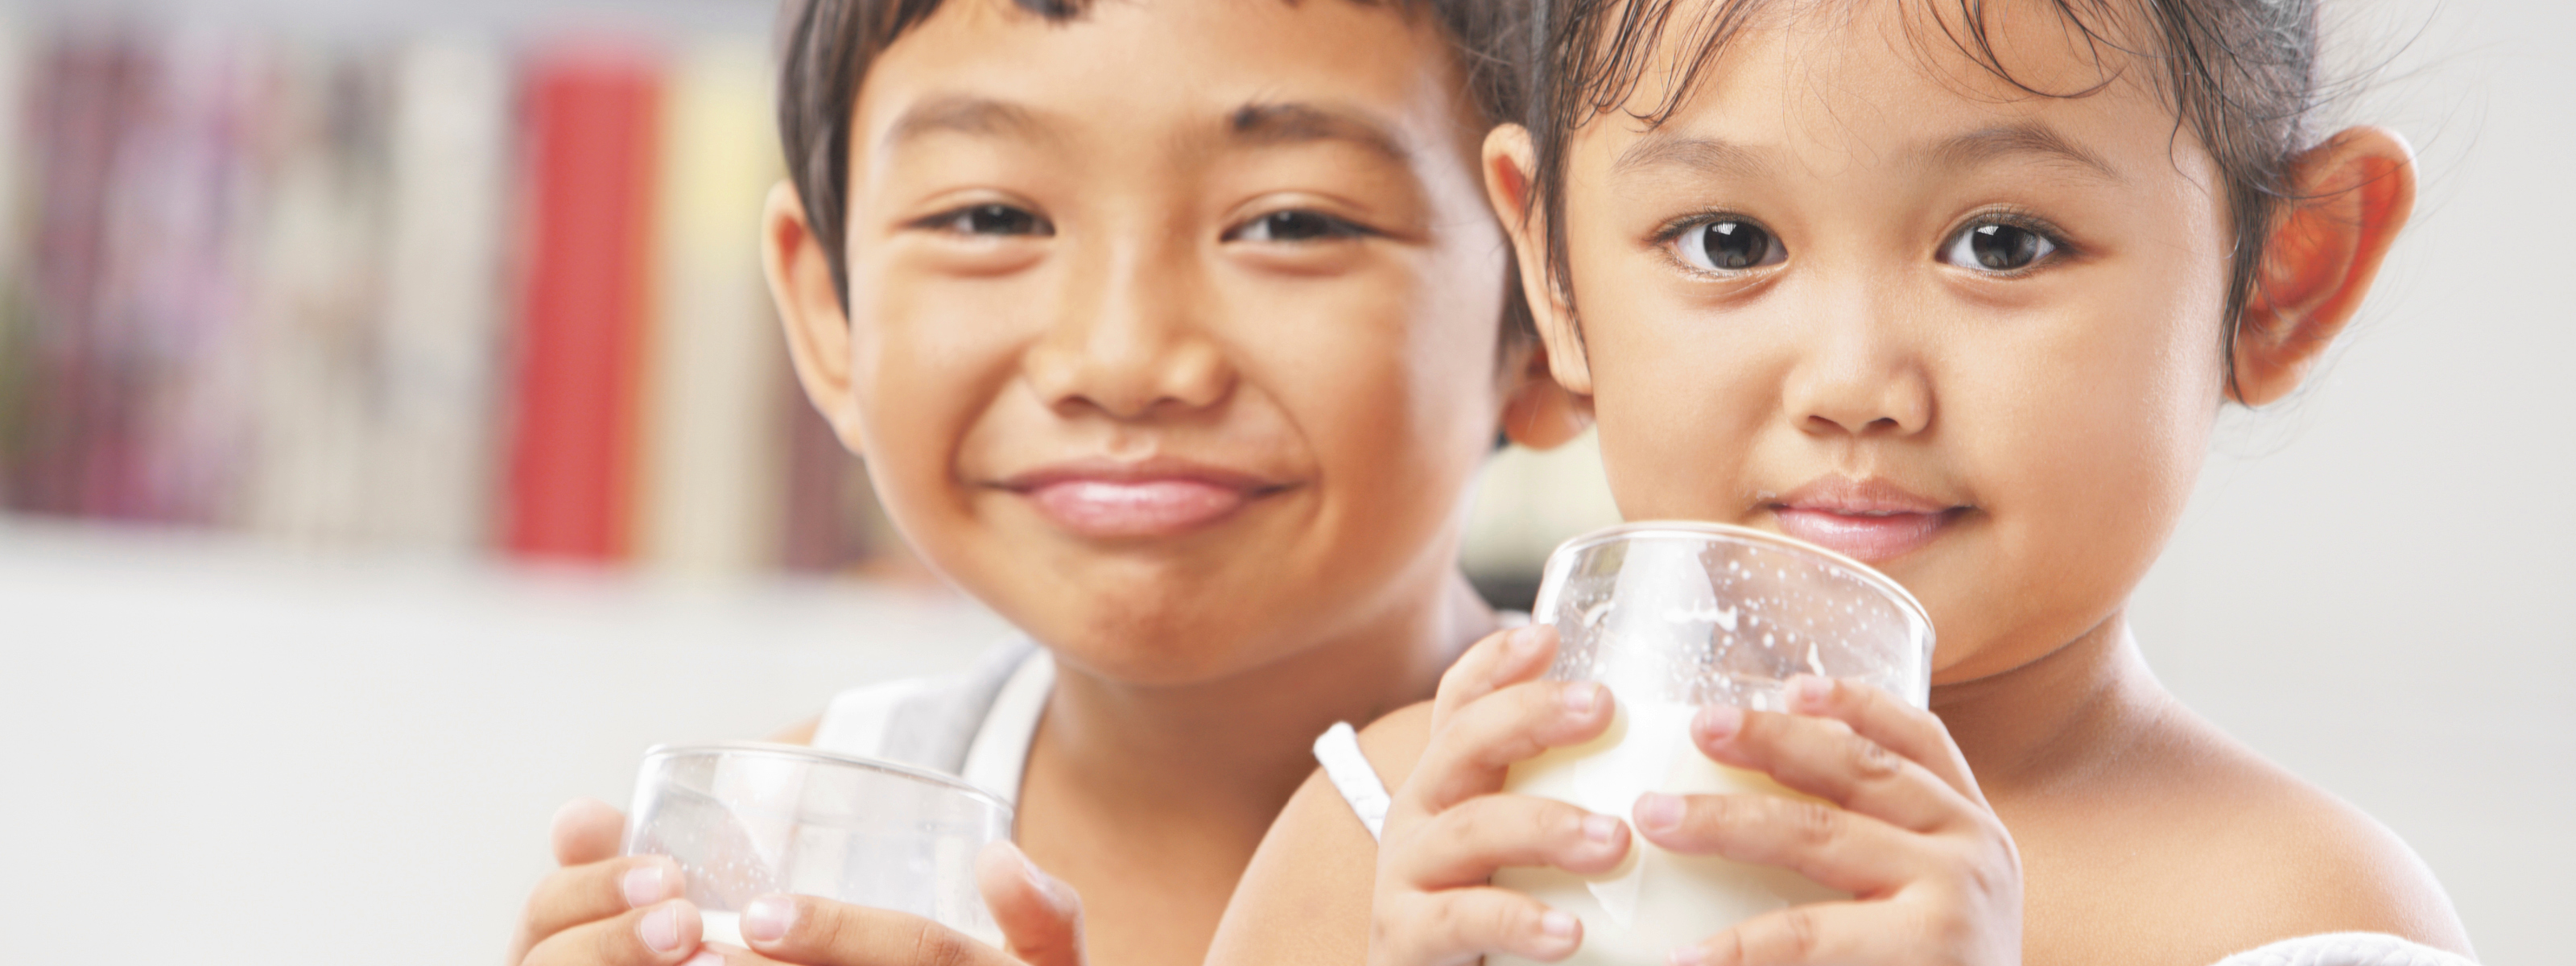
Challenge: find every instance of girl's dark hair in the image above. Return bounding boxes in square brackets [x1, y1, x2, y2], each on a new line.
[778, 0, 1538, 343]
[1529, 0, 2329, 393]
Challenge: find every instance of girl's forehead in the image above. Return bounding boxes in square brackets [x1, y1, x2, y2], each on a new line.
[1580, 0, 2188, 174]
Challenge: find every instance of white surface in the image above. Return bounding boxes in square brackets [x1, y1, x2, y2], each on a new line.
[0, 521, 1008, 963]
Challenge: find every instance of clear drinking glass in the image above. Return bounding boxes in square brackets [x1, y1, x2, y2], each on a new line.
[622, 742, 1015, 947]
[1491, 522, 1934, 966]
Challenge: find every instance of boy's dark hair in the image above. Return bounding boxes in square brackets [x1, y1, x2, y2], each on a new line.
[778, 0, 1538, 346]
[1529, 0, 2330, 395]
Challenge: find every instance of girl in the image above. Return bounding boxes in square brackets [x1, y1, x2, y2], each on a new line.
[503, 0, 1587, 964]
[1208, 0, 2476, 963]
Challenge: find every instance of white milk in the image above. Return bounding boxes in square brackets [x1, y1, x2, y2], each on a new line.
[700, 910, 743, 947]
[1491, 700, 1843, 966]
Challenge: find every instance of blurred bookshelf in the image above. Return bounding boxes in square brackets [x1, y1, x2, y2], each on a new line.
[0, 0, 1620, 603]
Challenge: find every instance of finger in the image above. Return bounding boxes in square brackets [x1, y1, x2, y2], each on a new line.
[1430, 625, 1558, 725]
[521, 898, 704, 966]
[738, 894, 1013, 966]
[1630, 791, 1918, 896]
[1670, 899, 1929, 966]
[1376, 887, 1580, 966]
[555, 798, 630, 866]
[514, 856, 685, 963]
[1690, 705, 1966, 834]
[1408, 679, 1612, 812]
[1784, 676, 1984, 805]
[976, 841, 1086, 966]
[1389, 794, 1629, 889]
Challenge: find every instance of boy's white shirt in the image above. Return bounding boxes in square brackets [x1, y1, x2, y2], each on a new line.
[811, 638, 1055, 806]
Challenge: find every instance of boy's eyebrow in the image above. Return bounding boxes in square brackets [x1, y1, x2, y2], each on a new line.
[881, 94, 1053, 150]
[1612, 131, 1769, 180]
[1225, 102, 1410, 163]
[1930, 123, 2124, 183]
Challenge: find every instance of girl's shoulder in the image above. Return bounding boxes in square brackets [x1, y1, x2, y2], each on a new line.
[2020, 701, 2473, 964]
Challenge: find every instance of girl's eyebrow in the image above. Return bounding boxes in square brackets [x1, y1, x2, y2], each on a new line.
[1929, 122, 2124, 184]
[1612, 131, 1768, 180]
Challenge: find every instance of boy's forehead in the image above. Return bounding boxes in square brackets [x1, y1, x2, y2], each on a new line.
[852, 0, 1470, 162]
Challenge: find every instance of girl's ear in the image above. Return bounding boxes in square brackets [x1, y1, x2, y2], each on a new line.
[1499, 337, 1591, 451]
[1483, 124, 1594, 398]
[763, 180, 869, 455]
[2231, 126, 2417, 406]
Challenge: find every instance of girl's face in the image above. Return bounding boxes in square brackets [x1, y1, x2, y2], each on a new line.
[784, 0, 1521, 683]
[1529, 0, 2239, 682]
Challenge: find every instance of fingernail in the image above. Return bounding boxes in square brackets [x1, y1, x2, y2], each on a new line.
[1670, 945, 1708, 966]
[1563, 682, 1601, 716]
[1695, 704, 1742, 741]
[744, 895, 795, 944]
[683, 952, 726, 966]
[1541, 910, 1578, 939]
[1635, 792, 1683, 833]
[1792, 675, 1833, 709]
[1581, 813, 1620, 844]
[1511, 625, 1548, 655]
[621, 864, 667, 908]
[639, 904, 683, 953]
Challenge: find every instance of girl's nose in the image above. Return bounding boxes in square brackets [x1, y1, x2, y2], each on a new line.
[1780, 308, 1933, 438]
[1021, 240, 1236, 419]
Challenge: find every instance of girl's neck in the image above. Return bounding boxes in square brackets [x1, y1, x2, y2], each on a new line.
[1930, 610, 2178, 797]
[1030, 570, 1496, 825]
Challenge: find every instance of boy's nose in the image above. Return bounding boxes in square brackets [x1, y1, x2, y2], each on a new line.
[1780, 299, 1933, 438]
[1022, 241, 1236, 419]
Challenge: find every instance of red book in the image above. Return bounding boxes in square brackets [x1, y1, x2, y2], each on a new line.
[504, 46, 661, 561]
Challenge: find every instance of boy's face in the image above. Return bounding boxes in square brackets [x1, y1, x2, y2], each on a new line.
[1530, 0, 2240, 683]
[796, 0, 1512, 682]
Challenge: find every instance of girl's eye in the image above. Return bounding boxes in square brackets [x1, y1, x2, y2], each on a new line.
[1674, 219, 1784, 272]
[1941, 221, 2057, 272]
[929, 203, 1051, 237]
[1227, 210, 1368, 243]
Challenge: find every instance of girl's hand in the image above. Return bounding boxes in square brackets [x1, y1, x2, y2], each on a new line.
[1369, 625, 1632, 966]
[688, 841, 1087, 966]
[1644, 676, 2021, 966]
[510, 799, 707, 966]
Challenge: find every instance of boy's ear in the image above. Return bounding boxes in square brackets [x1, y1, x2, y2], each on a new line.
[2231, 126, 2417, 407]
[763, 180, 869, 455]
[1483, 124, 1594, 398]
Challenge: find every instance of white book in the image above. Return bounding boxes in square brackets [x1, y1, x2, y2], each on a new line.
[368, 37, 506, 551]
[239, 43, 384, 545]
[637, 38, 790, 576]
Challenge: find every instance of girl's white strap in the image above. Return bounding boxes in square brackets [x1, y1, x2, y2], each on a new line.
[2211, 932, 2475, 966]
[1312, 721, 1391, 840]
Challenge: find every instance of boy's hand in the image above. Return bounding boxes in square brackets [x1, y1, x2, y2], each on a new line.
[510, 798, 707, 966]
[1368, 625, 1631, 966]
[687, 840, 1086, 966]
[1643, 676, 2021, 966]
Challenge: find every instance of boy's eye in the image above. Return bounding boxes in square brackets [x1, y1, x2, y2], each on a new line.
[1226, 210, 1368, 243]
[928, 203, 1051, 237]
[1674, 219, 1784, 272]
[1941, 221, 2057, 272]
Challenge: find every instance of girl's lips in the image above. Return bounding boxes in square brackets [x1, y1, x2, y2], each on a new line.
[1772, 506, 1960, 564]
[1019, 477, 1265, 539]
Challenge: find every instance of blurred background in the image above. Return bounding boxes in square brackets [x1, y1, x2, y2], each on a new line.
[0, 0, 2564, 961]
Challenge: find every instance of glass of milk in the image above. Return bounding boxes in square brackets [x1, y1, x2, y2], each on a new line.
[622, 742, 1014, 948]
[1490, 522, 1933, 966]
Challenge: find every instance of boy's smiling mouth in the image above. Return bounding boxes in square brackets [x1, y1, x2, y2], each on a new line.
[995, 458, 1296, 540]
[1766, 477, 1968, 565]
